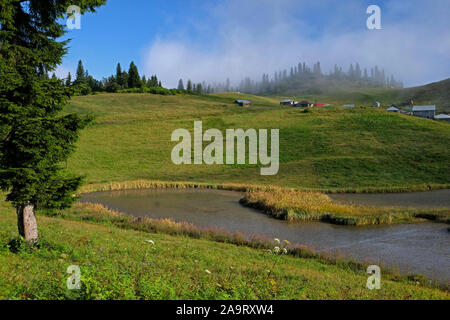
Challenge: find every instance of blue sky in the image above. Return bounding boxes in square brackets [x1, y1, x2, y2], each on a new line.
[59, 0, 450, 88]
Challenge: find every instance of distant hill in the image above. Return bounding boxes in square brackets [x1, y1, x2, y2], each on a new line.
[282, 78, 450, 113]
[398, 78, 450, 112]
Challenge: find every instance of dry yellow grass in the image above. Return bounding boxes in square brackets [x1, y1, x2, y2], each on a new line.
[78, 179, 270, 194]
[241, 188, 450, 225]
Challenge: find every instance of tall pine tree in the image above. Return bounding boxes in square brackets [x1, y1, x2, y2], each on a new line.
[74, 59, 86, 85]
[66, 72, 72, 86]
[0, 0, 106, 243]
[127, 61, 141, 88]
[177, 79, 184, 90]
[116, 63, 125, 88]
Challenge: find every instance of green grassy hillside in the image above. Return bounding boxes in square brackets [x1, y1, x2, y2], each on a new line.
[2, 91, 450, 300]
[66, 92, 450, 192]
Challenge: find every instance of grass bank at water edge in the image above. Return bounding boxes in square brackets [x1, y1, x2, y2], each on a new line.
[0, 197, 448, 299]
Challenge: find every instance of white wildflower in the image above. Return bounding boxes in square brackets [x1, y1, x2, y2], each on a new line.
[274, 238, 281, 244]
[273, 246, 280, 253]
[283, 248, 288, 254]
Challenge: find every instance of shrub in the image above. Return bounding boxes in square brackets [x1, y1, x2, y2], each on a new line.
[105, 82, 120, 93]
[73, 83, 92, 96]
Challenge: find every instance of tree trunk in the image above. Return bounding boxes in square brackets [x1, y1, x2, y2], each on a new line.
[17, 203, 39, 244]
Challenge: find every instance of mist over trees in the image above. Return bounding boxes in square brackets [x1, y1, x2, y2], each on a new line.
[66, 60, 403, 96]
[185, 61, 404, 95]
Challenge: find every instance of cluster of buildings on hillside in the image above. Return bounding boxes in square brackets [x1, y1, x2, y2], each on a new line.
[386, 105, 449, 122]
[343, 103, 450, 122]
[234, 98, 450, 122]
[279, 99, 330, 107]
[235, 99, 252, 107]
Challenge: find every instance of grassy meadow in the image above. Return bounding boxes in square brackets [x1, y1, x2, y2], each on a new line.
[0, 198, 448, 300]
[66, 92, 450, 192]
[1, 90, 450, 300]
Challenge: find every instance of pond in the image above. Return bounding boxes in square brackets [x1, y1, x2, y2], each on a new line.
[80, 189, 450, 284]
[329, 189, 450, 208]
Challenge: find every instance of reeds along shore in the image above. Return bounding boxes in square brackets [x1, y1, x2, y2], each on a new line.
[240, 189, 450, 226]
[77, 180, 450, 226]
[78, 179, 450, 195]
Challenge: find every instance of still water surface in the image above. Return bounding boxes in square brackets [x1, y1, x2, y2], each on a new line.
[80, 189, 450, 283]
[329, 189, 450, 208]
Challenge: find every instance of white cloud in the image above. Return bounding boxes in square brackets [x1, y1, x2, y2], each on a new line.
[144, 0, 450, 88]
[52, 64, 75, 80]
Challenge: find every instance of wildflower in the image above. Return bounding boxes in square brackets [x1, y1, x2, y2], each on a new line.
[266, 270, 271, 273]
[146, 240, 155, 245]
[266, 249, 272, 254]
[283, 240, 291, 245]
[205, 269, 212, 274]
[283, 248, 288, 254]
[274, 238, 281, 244]
[273, 246, 280, 253]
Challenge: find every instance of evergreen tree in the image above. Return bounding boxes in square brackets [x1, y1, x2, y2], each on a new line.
[116, 63, 125, 88]
[147, 75, 158, 87]
[187, 80, 193, 91]
[196, 83, 203, 94]
[105, 76, 120, 93]
[349, 64, 355, 80]
[312, 62, 321, 75]
[66, 72, 72, 86]
[122, 71, 128, 89]
[363, 68, 368, 80]
[0, 0, 106, 243]
[127, 61, 141, 88]
[177, 79, 185, 90]
[355, 63, 362, 80]
[74, 60, 86, 85]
